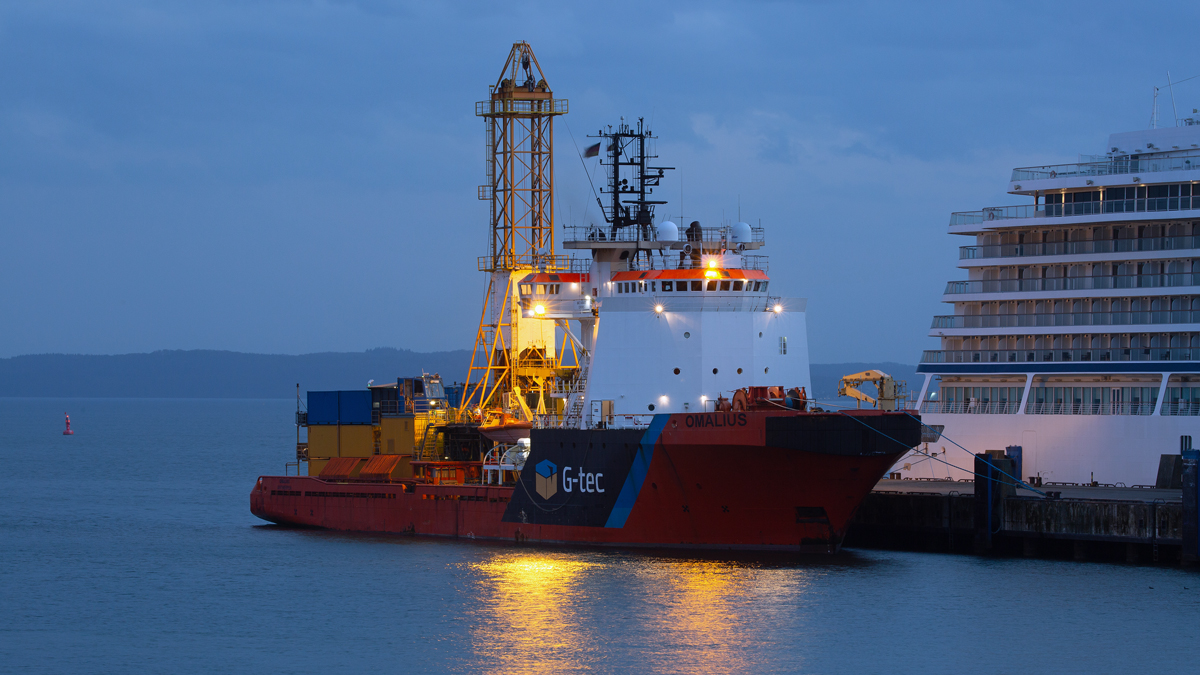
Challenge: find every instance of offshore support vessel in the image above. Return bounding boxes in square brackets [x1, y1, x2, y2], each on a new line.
[251, 42, 922, 551]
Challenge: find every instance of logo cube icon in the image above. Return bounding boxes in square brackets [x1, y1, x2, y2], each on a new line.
[534, 459, 558, 500]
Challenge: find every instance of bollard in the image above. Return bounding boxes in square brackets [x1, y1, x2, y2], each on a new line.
[1182, 436, 1198, 565]
[973, 454, 1006, 555]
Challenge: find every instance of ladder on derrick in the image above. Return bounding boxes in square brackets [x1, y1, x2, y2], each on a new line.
[563, 356, 591, 429]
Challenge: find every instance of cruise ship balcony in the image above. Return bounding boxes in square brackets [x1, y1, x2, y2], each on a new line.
[1010, 153, 1200, 183]
[920, 401, 1022, 414]
[922, 347, 1200, 365]
[931, 310, 1200, 330]
[944, 273, 1200, 296]
[959, 234, 1200, 260]
[952, 195, 1200, 226]
[920, 400, 1200, 416]
[949, 190, 1200, 233]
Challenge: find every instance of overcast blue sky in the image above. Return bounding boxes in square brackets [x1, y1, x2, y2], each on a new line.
[3, 1, 1199, 363]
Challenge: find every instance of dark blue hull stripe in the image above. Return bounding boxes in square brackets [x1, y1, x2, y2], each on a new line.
[604, 415, 669, 529]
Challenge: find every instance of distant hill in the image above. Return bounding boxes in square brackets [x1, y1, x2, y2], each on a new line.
[0, 349, 472, 398]
[0, 349, 916, 401]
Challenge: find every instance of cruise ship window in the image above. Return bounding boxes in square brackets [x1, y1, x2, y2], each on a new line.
[720, 281, 731, 291]
[706, 280, 718, 291]
[691, 280, 702, 291]
[661, 281, 673, 292]
[733, 281, 743, 291]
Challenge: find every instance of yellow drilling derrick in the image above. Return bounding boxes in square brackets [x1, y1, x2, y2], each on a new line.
[460, 42, 574, 423]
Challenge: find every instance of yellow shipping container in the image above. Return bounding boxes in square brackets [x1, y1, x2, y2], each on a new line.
[308, 458, 329, 476]
[379, 417, 415, 455]
[307, 426, 338, 458]
[338, 425, 375, 457]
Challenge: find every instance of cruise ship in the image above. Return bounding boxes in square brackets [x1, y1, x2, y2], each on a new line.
[914, 119, 1200, 486]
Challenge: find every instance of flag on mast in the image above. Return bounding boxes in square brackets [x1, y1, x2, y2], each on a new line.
[583, 142, 601, 158]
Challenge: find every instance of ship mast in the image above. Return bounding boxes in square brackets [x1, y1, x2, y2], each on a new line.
[461, 42, 569, 420]
[591, 119, 672, 266]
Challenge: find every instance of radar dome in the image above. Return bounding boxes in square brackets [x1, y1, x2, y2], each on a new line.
[656, 220, 679, 242]
[731, 221, 752, 243]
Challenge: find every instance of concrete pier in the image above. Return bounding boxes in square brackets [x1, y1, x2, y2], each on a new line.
[846, 475, 1189, 564]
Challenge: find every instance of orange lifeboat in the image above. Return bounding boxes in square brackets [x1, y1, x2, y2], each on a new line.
[478, 411, 532, 444]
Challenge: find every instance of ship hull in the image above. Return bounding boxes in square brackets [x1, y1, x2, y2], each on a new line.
[251, 410, 920, 552]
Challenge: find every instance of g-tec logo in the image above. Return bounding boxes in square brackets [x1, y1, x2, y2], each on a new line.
[532, 459, 605, 500]
[534, 459, 558, 499]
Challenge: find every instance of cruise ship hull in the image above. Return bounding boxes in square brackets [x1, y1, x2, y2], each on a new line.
[919, 411, 1196, 486]
[251, 410, 919, 552]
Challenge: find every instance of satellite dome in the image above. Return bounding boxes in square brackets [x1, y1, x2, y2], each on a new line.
[656, 220, 679, 242]
[730, 221, 752, 243]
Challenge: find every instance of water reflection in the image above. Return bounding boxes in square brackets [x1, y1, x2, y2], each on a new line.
[466, 551, 817, 674]
[468, 552, 602, 674]
[632, 559, 811, 673]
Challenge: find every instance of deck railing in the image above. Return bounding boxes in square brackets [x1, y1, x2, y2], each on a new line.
[919, 401, 1021, 414]
[951, 196, 1200, 226]
[560, 224, 765, 245]
[960, 235, 1200, 259]
[919, 400, 1172, 415]
[1025, 402, 1157, 415]
[932, 310, 1200, 329]
[1011, 153, 1200, 182]
[921, 348, 1199, 364]
[944, 273, 1200, 295]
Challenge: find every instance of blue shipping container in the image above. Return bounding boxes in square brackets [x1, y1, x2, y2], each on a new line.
[445, 384, 464, 409]
[307, 391, 339, 425]
[339, 390, 373, 425]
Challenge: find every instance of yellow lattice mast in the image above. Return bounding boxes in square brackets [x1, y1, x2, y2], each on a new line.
[462, 42, 568, 420]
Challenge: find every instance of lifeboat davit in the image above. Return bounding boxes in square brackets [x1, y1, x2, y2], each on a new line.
[478, 411, 532, 444]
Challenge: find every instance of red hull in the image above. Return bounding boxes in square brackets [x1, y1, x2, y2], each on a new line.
[251, 410, 916, 552]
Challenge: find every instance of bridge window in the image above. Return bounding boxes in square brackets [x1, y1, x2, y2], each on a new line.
[691, 281, 702, 291]
[706, 280, 718, 291]
[720, 281, 731, 291]
[662, 281, 673, 292]
[733, 281, 743, 291]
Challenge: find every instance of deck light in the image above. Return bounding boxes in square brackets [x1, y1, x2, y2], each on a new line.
[708, 259, 717, 269]
[773, 304, 782, 313]
[654, 304, 663, 313]
[534, 304, 545, 315]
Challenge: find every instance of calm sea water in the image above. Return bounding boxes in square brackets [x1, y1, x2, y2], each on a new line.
[1, 397, 1198, 674]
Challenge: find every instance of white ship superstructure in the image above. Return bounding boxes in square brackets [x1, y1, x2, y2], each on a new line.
[518, 119, 811, 427]
[915, 121, 1200, 485]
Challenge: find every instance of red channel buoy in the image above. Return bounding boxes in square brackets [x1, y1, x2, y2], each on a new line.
[63, 413, 74, 436]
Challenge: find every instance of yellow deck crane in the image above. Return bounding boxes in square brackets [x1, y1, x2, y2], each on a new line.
[837, 370, 908, 411]
[460, 42, 575, 423]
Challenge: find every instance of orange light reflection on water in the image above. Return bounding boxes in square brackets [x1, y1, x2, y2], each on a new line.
[467, 552, 812, 674]
[467, 553, 602, 674]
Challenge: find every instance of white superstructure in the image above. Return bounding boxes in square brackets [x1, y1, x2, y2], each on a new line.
[914, 119, 1200, 485]
[518, 224, 811, 427]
